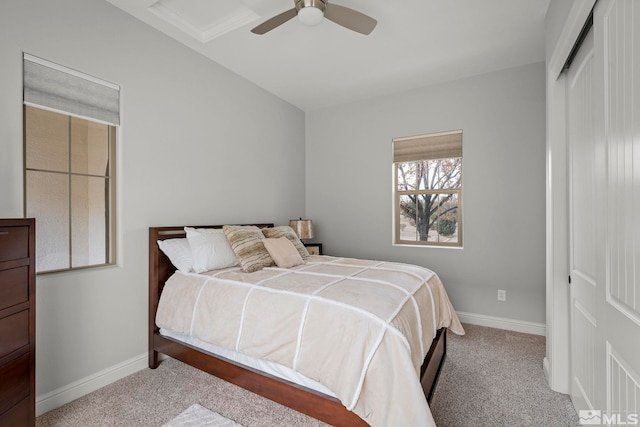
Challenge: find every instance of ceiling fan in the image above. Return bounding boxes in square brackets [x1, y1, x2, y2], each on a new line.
[251, 0, 377, 35]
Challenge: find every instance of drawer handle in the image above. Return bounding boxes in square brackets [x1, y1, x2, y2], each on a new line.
[0, 231, 8, 235]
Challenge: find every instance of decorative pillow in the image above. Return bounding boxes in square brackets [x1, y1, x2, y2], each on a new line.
[263, 237, 305, 268]
[185, 227, 239, 273]
[262, 226, 310, 259]
[157, 238, 193, 273]
[223, 225, 274, 273]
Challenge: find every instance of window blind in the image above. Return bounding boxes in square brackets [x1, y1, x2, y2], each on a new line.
[393, 130, 462, 163]
[23, 54, 120, 126]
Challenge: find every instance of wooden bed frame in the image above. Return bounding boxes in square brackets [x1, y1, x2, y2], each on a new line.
[149, 225, 447, 426]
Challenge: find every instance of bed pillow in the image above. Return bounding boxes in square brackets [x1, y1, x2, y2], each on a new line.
[262, 237, 305, 268]
[262, 226, 310, 259]
[185, 227, 239, 273]
[157, 238, 193, 273]
[223, 225, 274, 273]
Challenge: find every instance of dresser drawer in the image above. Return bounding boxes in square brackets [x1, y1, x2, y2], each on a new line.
[0, 396, 30, 427]
[0, 353, 30, 414]
[0, 227, 29, 263]
[0, 310, 29, 358]
[0, 266, 29, 311]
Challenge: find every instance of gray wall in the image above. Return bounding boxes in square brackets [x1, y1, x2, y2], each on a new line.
[0, 0, 305, 402]
[545, 0, 577, 58]
[305, 62, 546, 324]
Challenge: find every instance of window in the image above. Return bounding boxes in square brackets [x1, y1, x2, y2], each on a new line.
[23, 54, 119, 272]
[393, 130, 462, 247]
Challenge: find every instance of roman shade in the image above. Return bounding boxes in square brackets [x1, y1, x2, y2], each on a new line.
[23, 53, 120, 126]
[393, 130, 462, 163]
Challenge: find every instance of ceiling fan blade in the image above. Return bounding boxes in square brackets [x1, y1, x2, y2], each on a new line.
[324, 4, 377, 35]
[251, 8, 297, 34]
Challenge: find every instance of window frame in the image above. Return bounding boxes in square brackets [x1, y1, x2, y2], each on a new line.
[23, 106, 117, 273]
[392, 131, 463, 248]
[22, 53, 119, 273]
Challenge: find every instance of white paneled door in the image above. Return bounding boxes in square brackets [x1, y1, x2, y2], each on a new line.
[568, 0, 640, 424]
[600, 0, 640, 422]
[568, 25, 604, 415]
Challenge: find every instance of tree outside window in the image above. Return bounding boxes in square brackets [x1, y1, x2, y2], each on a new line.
[393, 131, 462, 247]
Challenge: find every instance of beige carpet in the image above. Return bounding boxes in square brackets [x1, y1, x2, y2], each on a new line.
[430, 324, 579, 427]
[36, 324, 579, 426]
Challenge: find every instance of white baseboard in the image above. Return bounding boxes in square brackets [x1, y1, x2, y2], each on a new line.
[457, 311, 546, 336]
[36, 352, 148, 417]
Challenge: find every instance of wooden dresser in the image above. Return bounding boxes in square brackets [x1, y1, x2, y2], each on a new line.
[0, 218, 35, 426]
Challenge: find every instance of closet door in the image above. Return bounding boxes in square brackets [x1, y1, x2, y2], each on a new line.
[598, 0, 640, 422]
[567, 25, 605, 415]
[568, 0, 640, 422]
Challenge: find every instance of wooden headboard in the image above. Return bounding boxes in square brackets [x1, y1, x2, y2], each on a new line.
[148, 224, 273, 361]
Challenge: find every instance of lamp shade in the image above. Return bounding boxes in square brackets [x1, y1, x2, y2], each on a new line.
[289, 219, 314, 240]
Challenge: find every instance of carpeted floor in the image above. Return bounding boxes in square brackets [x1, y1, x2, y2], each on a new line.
[429, 324, 579, 427]
[36, 324, 579, 426]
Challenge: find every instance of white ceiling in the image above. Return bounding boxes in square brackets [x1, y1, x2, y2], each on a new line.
[106, 0, 550, 112]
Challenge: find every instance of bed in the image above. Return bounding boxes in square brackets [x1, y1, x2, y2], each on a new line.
[149, 224, 464, 426]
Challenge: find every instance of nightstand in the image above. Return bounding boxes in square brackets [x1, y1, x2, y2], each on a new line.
[304, 243, 323, 256]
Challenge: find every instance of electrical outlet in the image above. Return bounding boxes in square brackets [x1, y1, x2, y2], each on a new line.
[497, 289, 506, 301]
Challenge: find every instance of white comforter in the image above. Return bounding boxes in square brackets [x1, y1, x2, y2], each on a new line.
[156, 256, 464, 426]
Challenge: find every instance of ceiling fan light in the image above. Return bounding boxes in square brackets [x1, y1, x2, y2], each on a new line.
[298, 7, 324, 26]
